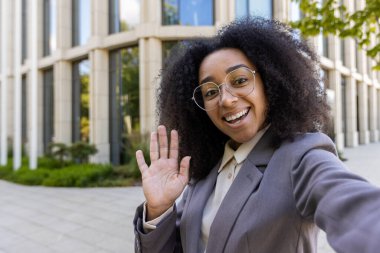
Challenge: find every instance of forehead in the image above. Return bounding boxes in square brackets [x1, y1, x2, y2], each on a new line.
[199, 48, 254, 76]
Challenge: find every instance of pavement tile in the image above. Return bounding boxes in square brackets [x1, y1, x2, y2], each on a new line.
[0, 142, 379, 253]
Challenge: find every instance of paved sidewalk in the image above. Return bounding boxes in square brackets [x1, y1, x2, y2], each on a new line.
[0, 142, 379, 253]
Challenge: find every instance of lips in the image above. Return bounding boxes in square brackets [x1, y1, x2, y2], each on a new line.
[223, 108, 250, 124]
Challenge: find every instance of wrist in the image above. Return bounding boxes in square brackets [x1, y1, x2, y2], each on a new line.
[146, 202, 174, 220]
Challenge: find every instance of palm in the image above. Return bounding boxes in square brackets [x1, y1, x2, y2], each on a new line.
[136, 125, 190, 218]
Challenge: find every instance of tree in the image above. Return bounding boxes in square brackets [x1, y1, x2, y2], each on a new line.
[290, 0, 380, 70]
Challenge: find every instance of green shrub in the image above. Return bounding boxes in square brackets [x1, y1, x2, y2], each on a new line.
[69, 142, 97, 163]
[9, 168, 50, 185]
[42, 164, 112, 187]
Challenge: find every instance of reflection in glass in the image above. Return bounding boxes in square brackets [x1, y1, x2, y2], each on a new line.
[109, 0, 140, 33]
[22, 0, 27, 63]
[235, 0, 273, 19]
[162, 0, 213, 26]
[72, 59, 90, 143]
[43, 0, 57, 56]
[318, 33, 329, 57]
[109, 47, 140, 165]
[43, 69, 54, 153]
[22, 75, 28, 148]
[72, 0, 90, 46]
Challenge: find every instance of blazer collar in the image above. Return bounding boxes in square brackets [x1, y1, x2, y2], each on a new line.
[206, 127, 277, 252]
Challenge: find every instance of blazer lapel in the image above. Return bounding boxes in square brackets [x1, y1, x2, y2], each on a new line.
[206, 128, 276, 252]
[181, 161, 220, 253]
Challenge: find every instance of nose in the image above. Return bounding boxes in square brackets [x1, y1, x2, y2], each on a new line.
[219, 85, 237, 107]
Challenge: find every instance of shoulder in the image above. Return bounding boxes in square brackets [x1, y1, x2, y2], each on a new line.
[275, 132, 337, 165]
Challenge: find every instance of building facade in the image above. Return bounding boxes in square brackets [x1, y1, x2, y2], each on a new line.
[0, 0, 379, 169]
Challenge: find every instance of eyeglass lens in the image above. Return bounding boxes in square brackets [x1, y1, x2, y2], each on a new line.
[193, 67, 255, 111]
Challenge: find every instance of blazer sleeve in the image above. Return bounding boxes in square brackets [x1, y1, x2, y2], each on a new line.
[133, 188, 189, 253]
[290, 134, 380, 253]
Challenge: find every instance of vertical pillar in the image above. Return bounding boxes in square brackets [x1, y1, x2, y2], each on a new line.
[0, 0, 9, 165]
[139, 37, 161, 134]
[29, 0, 41, 169]
[357, 81, 369, 144]
[54, 0, 72, 144]
[215, 0, 231, 27]
[345, 77, 358, 147]
[89, 50, 109, 163]
[329, 70, 344, 151]
[13, 0, 22, 170]
[369, 85, 379, 141]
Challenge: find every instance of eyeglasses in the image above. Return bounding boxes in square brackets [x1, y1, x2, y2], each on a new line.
[192, 67, 256, 111]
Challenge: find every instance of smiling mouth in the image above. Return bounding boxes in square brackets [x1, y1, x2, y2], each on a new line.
[223, 108, 250, 124]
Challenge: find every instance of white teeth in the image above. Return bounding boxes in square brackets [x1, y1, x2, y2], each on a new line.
[225, 109, 249, 122]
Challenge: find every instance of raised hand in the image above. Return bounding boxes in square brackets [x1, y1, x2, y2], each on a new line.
[136, 125, 191, 220]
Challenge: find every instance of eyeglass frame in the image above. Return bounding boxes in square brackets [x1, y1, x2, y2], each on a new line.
[191, 66, 256, 111]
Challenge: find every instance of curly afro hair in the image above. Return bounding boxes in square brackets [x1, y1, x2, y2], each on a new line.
[157, 17, 330, 180]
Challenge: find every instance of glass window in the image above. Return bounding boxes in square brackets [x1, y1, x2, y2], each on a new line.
[341, 76, 347, 146]
[340, 39, 346, 66]
[235, 0, 273, 19]
[162, 0, 214, 26]
[72, 59, 90, 143]
[72, 0, 90, 46]
[109, 46, 139, 165]
[21, 0, 27, 63]
[21, 75, 28, 147]
[43, 68, 54, 153]
[318, 32, 329, 57]
[43, 0, 57, 56]
[109, 0, 140, 33]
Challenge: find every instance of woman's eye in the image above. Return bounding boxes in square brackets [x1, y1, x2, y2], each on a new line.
[204, 89, 219, 99]
[232, 77, 248, 86]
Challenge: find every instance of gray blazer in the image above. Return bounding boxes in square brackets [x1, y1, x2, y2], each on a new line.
[134, 129, 380, 253]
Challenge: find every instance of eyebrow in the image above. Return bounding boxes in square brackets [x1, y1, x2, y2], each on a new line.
[199, 64, 251, 85]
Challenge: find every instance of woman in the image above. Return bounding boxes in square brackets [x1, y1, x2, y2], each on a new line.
[133, 17, 380, 253]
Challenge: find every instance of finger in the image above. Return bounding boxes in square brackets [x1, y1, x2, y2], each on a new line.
[136, 150, 149, 173]
[158, 125, 168, 159]
[169, 130, 179, 160]
[178, 156, 191, 186]
[150, 131, 159, 161]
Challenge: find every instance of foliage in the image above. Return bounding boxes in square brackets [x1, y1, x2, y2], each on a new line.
[0, 161, 113, 187]
[42, 164, 112, 187]
[290, 0, 380, 70]
[47, 141, 97, 166]
[69, 142, 98, 164]
[47, 142, 70, 166]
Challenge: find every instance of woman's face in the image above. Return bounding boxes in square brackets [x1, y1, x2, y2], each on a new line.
[198, 48, 268, 144]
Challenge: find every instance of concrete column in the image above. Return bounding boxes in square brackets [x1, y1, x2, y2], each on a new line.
[369, 85, 379, 141]
[139, 37, 161, 134]
[329, 70, 344, 151]
[357, 82, 369, 144]
[13, 0, 22, 170]
[377, 88, 380, 138]
[53, 0, 72, 145]
[345, 77, 359, 147]
[54, 61, 72, 144]
[274, 0, 287, 21]
[89, 0, 109, 163]
[89, 49, 109, 163]
[56, 0, 71, 51]
[91, 0, 108, 40]
[0, 0, 10, 165]
[215, 0, 230, 27]
[27, 0, 42, 169]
